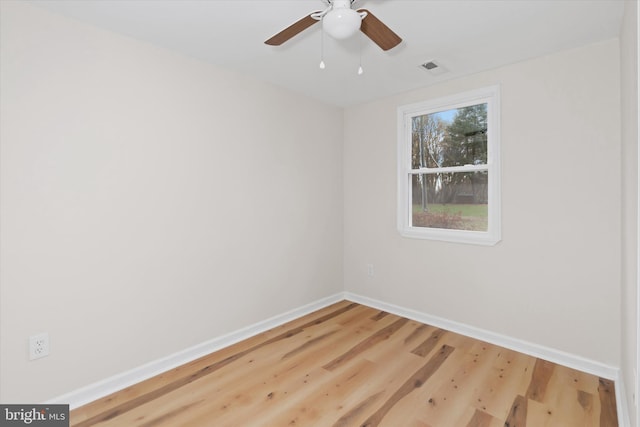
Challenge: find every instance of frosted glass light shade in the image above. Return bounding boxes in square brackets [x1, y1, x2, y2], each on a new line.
[322, 8, 362, 39]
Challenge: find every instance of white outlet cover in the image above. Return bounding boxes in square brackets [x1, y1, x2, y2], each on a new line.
[366, 264, 374, 277]
[29, 332, 49, 360]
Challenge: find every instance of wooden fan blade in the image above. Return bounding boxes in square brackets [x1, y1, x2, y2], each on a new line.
[265, 14, 319, 46]
[358, 9, 402, 51]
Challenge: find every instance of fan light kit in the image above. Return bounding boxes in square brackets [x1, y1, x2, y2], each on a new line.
[265, 0, 402, 51]
[322, 3, 365, 40]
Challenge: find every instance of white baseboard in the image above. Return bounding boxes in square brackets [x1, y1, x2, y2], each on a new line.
[345, 292, 632, 424]
[344, 292, 618, 379]
[616, 373, 631, 427]
[48, 292, 345, 409]
[51, 290, 629, 425]
[344, 292, 630, 425]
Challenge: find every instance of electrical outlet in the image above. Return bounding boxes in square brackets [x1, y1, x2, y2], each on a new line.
[29, 332, 49, 360]
[366, 263, 374, 277]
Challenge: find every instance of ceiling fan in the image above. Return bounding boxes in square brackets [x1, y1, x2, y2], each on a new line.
[265, 0, 402, 51]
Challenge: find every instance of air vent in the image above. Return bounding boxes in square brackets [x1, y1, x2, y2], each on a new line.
[420, 60, 448, 76]
[421, 61, 439, 70]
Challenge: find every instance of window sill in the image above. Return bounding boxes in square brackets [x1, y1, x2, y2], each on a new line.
[398, 226, 501, 246]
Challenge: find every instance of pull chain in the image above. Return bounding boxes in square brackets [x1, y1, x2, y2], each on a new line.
[319, 28, 326, 69]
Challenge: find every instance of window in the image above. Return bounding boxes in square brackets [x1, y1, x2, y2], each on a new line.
[397, 86, 501, 245]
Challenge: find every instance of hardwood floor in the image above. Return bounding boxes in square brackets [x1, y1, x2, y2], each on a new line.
[70, 301, 618, 426]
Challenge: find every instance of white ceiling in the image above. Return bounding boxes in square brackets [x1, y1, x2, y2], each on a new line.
[28, 0, 625, 107]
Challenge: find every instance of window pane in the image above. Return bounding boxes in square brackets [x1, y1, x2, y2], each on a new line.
[411, 104, 488, 169]
[411, 171, 488, 231]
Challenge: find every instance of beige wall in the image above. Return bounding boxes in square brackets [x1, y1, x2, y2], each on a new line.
[621, 0, 639, 424]
[0, 2, 344, 403]
[344, 39, 621, 366]
[1, 0, 632, 411]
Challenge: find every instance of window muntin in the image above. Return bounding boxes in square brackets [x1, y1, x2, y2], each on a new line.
[397, 86, 500, 245]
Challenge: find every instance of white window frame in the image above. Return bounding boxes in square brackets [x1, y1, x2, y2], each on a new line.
[397, 85, 501, 245]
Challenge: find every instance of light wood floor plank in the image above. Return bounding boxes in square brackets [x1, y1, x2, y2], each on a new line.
[70, 301, 619, 427]
[413, 342, 503, 426]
